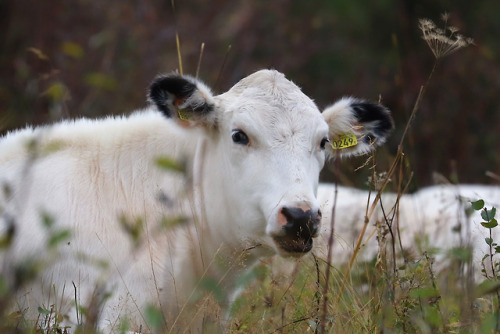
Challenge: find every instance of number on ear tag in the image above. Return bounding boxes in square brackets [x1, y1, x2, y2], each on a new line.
[331, 134, 358, 150]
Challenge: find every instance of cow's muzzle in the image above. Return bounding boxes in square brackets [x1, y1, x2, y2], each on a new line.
[273, 206, 322, 254]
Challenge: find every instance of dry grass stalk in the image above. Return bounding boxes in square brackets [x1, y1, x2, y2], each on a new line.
[171, 0, 183, 75]
[335, 13, 474, 304]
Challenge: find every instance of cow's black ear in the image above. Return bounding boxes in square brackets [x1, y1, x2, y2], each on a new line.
[349, 100, 394, 143]
[322, 97, 394, 157]
[148, 73, 216, 127]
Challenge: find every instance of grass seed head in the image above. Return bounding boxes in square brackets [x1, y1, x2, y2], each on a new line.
[419, 16, 474, 59]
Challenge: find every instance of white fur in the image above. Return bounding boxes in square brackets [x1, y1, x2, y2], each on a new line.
[0, 70, 388, 332]
[322, 97, 360, 137]
[315, 184, 500, 274]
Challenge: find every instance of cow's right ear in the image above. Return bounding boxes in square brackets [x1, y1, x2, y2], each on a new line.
[322, 97, 394, 158]
[148, 73, 217, 128]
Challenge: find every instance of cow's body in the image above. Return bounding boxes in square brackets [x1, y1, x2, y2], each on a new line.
[0, 111, 203, 330]
[0, 70, 393, 332]
[316, 184, 500, 273]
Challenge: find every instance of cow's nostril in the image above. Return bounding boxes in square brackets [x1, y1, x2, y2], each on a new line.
[276, 205, 321, 253]
[280, 206, 321, 238]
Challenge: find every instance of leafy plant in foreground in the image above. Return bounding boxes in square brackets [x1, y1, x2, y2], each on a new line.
[471, 199, 499, 280]
[471, 198, 500, 332]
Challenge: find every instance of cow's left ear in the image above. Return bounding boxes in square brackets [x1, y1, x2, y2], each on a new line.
[148, 73, 217, 128]
[322, 97, 394, 157]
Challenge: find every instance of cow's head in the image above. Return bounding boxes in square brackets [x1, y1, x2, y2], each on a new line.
[148, 70, 393, 257]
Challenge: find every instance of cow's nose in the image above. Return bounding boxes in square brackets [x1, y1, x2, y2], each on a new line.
[279, 206, 322, 239]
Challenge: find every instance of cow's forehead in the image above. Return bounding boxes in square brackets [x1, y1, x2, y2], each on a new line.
[216, 70, 326, 134]
[221, 70, 318, 111]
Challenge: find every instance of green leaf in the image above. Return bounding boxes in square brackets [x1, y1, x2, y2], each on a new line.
[482, 219, 498, 229]
[481, 313, 500, 333]
[409, 287, 439, 299]
[41, 212, 55, 229]
[144, 304, 165, 331]
[160, 216, 189, 229]
[45, 140, 64, 152]
[37, 306, 51, 315]
[44, 82, 68, 102]
[471, 200, 485, 210]
[486, 237, 494, 246]
[475, 280, 500, 297]
[0, 223, 15, 249]
[60, 41, 84, 59]
[448, 246, 472, 262]
[482, 208, 497, 222]
[0, 277, 8, 297]
[235, 265, 268, 289]
[156, 157, 185, 173]
[84, 72, 117, 91]
[198, 277, 227, 305]
[118, 317, 131, 334]
[119, 216, 143, 248]
[48, 229, 71, 248]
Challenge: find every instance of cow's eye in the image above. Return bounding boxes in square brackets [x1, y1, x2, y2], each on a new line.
[320, 137, 330, 150]
[232, 129, 250, 146]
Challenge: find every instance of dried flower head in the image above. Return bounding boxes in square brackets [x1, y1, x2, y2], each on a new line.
[419, 15, 474, 59]
[367, 172, 391, 191]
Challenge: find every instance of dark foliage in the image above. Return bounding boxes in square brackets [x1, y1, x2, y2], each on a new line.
[1, 0, 499, 186]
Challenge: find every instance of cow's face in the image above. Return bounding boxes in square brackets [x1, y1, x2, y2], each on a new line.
[148, 70, 393, 256]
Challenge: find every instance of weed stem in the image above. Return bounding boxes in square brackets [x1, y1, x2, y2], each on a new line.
[336, 58, 440, 301]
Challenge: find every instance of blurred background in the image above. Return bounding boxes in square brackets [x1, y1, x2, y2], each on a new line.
[1, 0, 499, 189]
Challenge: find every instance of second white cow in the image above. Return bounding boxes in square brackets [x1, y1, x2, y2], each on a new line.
[315, 184, 500, 276]
[0, 70, 393, 332]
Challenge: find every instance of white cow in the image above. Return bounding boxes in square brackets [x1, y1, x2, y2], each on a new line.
[314, 184, 500, 276]
[0, 70, 393, 332]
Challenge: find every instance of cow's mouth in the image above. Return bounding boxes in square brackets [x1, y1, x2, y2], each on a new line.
[273, 235, 313, 254]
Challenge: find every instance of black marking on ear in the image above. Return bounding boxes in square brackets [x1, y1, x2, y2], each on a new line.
[148, 74, 197, 117]
[351, 101, 394, 138]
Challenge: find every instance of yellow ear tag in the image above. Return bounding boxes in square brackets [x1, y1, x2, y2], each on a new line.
[331, 134, 358, 150]
[177, 109, 190, 121]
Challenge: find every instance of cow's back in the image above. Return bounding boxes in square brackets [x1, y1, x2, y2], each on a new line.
[0, 109, 201, 328]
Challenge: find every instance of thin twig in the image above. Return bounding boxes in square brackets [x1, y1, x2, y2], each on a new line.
[272, 316, 312, 333]
[196, 43, 205, 79]
[72, 281, 80, 325]
[378, 197, 397, 276]
[312, 253, 321, 334]
[171, 0, 183, 75]
[319, 156, 339, 333]
[214, 45, 232, 91]
[486, 171, 500, 183]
